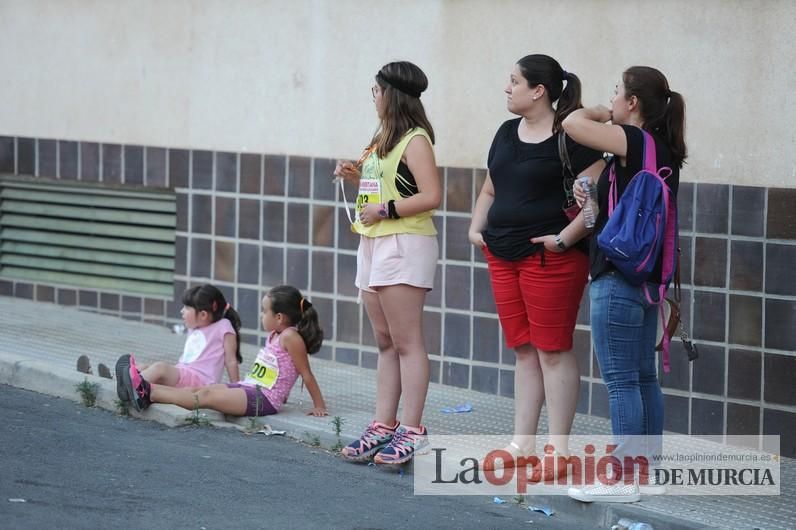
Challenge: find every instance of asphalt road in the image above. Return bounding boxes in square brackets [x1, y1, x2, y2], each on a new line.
[0, 384, 589, 529]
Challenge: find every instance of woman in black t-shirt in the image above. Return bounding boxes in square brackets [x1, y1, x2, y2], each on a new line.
[563, 66, 686, 503]
[469, 54, 604, 473]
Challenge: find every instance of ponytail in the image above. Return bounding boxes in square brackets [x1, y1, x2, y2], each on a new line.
[267, 285, 325, 354]
[554, 71, 583, 133]
[182, 284, 242, 363]
[664, 91, 687, 167]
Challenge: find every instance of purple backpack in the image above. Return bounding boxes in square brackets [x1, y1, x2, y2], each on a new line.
[597, 129, 678, 371]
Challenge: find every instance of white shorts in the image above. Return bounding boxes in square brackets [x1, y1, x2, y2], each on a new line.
[356, 233, 438, 293]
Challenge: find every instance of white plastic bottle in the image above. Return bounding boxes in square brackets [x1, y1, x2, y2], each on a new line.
[578, 175, 599, 228]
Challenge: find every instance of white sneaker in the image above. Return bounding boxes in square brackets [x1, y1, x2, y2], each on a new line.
[568, 483, 641, 503]
[638, 473, 667, 495]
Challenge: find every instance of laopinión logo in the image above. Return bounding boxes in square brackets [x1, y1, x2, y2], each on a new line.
[412, 435, 781, 496]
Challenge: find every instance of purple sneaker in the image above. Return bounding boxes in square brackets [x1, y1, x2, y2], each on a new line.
[341, 421, 398, 462]
[374, 425, 428, 465]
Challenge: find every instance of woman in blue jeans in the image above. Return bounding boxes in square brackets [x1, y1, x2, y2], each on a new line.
[562, 66, 687, 503]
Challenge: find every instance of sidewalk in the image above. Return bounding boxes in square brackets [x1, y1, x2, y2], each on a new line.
[1, 296, 793, 529]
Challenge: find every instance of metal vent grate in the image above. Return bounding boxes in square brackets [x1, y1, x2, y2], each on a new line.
[0, 177, 176, 296]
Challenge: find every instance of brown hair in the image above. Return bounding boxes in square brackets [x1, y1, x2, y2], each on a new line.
[369, 61, 435, 158]
[516, 54, 583, 133]
[623, 66, 687, 168]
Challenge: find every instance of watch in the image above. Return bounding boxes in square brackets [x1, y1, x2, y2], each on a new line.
[377, 203, 388, 219]
[554, 234, 567, 250]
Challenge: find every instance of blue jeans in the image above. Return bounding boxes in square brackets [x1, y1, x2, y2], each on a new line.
[590, 272, 663, 468]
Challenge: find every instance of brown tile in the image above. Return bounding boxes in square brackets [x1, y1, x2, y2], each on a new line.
[57, 288, 76, 306]
[691, 343, 725, 396]
[37, 139, 57, 177]
[0, 280, 12, 296]
[313, 158, 336, 201]
[442, 361, 470, 389]
[100, 293, 120, 311]
[726, 403, 759, 436]
[261, 246, 284, 287]
[428, 359, 440, 383]
[576, 383, 589, 414]
[334, 253, 358, 297]
[728, 295, 762, 347]
[287, 203, 309, 244]
[499, 368, 514, 398]
[238, 198, 260, 240]
[765, 298, 796, 351]
[336, 299, 360, 343]
[472, 315, 499, 363]
[122, 295, 142, 313]
[336, 206, 359, 251]
[444, 313, 470, 359]
[727, 349, 761, 401]
[0, 136, 13, 172]
[145, 147, 166, 188]
[576, 286, 590, 325]
[445, 167, 473, 212]
[692, 290, 725, 342]
[572, 328, 591, 377]
[190, 238, 212, 278]
[78, 290, 97, 308]
[472, 366, 499, 394]
[731, 186, 765, 237]
[14, 283, 33, 299]
[286, 248, 309, 289]
[691, 398, 724, 436]
[240, 153, 262, 194]
[310, 295, 334, 343]
[335, 347, 359, 366]
[237, 243, 260, 285]
[767, 188, 796, 239]
[264, 155, 286, 195]
[58, 141, 78, 179]
[214, 196, 236, 237]
[658, 340, 692, 391]
[764, 353, 796, 406]
[102, 144, 122, 183]
[191, 194, 212, 234]
[445, 216, 471, 261]
[311, 251, 334, 292]
[425, 264, 443, 308]
[663, 394, 689, 434]
[176, 193, 188, 232]
[144, 298, 165, 316]
[287, 156, 311, 198]
[677, 182, 694, 233]
[424, 310, 442, 356]
[17, 138, 35, 175]
[591, 383, 609, 419]
[124, 145, 143, 185]
[765, 243, 796, 296]
[473, 267, 496, 313]
[168, 148, 189, 188]
[35, 285, 55, 303]
[695, 183, 729, 234]
[678, 235, 692, 286]
[236, 287, 261, 331]
[445, 265, 471, 310]
[214, 241, 235, 282]
[729, 240, 763, 292]
[262, 201, 285, 242]
[763, 408, 796, 458]
[312, 205, 335, 247]
[215, 151, 237, 192]
[192, 150, 213, 189]
[80, 142, 99, 182]
[693, 237, 727, 287]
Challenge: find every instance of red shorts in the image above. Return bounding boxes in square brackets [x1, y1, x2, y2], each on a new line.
[483, 246, 588, 351]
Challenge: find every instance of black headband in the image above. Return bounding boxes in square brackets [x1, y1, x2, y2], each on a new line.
[376, 71, 422, 98]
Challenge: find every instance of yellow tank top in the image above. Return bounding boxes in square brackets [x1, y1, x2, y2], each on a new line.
[352, 128, 437, 238]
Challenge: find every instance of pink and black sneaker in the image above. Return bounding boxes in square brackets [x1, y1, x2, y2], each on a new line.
[115, 354, 151, 412]
[373, 425, 429, 465]
[341, 420, 399, 462]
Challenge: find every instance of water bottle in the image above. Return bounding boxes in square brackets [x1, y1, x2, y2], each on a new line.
[611, 519, 654, 530]
[578, 175, 599, 229]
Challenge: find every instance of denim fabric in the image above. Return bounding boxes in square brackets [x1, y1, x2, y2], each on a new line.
[590, 272, 663, 466]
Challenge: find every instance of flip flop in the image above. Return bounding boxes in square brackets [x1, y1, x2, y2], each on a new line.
[76, 355, 92, 375]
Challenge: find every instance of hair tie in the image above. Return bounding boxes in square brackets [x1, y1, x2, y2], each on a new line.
[300, 297, 305, 316]
[562, 69, 568, 80]
[376, 71, 422, 98]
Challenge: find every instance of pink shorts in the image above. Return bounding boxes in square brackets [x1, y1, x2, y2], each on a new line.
[175, 365, 212, 388]
[356, 233, 438, 293]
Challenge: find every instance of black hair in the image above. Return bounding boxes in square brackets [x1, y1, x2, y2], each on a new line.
[182, 284, 242, 363]
[516, 54, 583, 133]
[267, 285, 324, 354]
[370, 60, 436, 158]
[622, 66, 687, 168]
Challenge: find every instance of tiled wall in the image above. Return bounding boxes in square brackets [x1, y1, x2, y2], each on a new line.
[2, 135, 795, 456]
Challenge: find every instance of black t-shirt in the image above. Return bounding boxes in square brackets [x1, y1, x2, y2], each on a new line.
[484, 118, 603, 261]
[590, 125, 680, 282]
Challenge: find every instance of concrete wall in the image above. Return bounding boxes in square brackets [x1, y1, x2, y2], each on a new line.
[0, 0, 794, 186]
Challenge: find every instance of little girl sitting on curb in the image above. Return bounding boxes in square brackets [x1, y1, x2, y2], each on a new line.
[115, 285, 327, 418]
